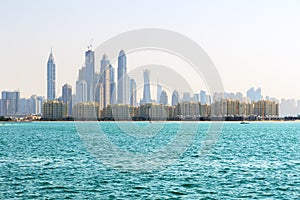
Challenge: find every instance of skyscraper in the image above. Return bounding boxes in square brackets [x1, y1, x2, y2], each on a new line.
[142, 69, 151, 104]
[130, 78, 137, 107]
[76, 80, 87, 103]
[62, 83, 72, 116]
[156, 81, 162, 104]
[47, 49, 56, 100]
[200, 90, 207, 104]
[1, 91, 20, 116]
[171, 90, 179, 106]
[104, 65, 111, 107]
[99, 54, 116, 108]
[85, 49, 95, 102]
[160, 90, 168, 105]
[100, 54, 110, 85]
[110, 65, 116, 105]
[117, 50, 128, 104]
[247, 87, 262, 102]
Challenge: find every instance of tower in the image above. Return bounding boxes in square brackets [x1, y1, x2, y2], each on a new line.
[130, 78, 137, 107]
[142, 69, 151, 104]
[47, 49, 56, 100]
[85, 49, 95, 102]
[117, 50, 128, 104]
[160, 90, 168, 105]
[62, 83, 72, 116]
[172, 90, 179, 106]
[156, 81, 162, 104]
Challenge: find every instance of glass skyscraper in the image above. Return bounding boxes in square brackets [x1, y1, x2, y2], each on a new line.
[47, 50, 56, 100]
[142, 69, 151, 104]
[117, 50, 128, 104]
[85, 49, 95, 102]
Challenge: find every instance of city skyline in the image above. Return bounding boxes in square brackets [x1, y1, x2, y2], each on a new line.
[0, 46, 298, 118]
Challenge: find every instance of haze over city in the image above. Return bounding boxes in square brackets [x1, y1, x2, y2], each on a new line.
[0, 0, 300, 100]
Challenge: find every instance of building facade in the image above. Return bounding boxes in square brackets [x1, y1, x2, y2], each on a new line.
[47, 50, 56, 100]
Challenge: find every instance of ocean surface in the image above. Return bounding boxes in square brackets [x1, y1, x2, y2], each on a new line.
[0, 121, 300, 199]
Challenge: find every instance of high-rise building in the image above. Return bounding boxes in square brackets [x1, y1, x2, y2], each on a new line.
[142, 69, 151, 104]
[76, 80, 87, 103]
[99, 54, 116, 107]
[110, 65, 116, 105]
[193, 94, 199, 102]
[160, 90, 168, 105]
[62, 83, 72, 116]
[247, 87, 262, 102]
[1, 91, 20, 116]
[104, 65, 111, 107]
[100, 54, 110, 84]
[47, 49, 56, 100]
[117, 50, 128, 104]
[85, 49, 95, 102]
[171, 90, 179, 106]
[156, 81, 162, 104]
[130, 78, 137, 107]
[182, 92, 191, 102]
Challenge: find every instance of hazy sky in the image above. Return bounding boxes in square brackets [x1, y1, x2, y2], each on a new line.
[0, 0, 299, 99]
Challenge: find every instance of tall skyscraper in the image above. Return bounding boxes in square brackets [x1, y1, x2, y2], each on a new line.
[62, 83, 72, 116]
[110, 65, 116, 105]
[182, 92, 191, 102]
[76, 80, 87, 103]
[99, 54, 116, 108]
[171, 90, 179, 106]
[160, 90, 168, 105]
[117, 50, 128, 104]
[156, 81, 162, 104]
[142, 69, 151, 104]
[85, 49, 95, 102]
[100, 54, 110, 85]
[47, 49, 56, 100]
[104, 65, 111, 107]
[130, 78, 137, 107]
[247, 87, 262, 102]
[200, 90, 207, 104]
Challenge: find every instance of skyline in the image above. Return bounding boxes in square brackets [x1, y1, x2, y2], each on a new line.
[1, 0, 300, 99]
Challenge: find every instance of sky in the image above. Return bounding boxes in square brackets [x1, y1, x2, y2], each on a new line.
[0, 0, 300, 100]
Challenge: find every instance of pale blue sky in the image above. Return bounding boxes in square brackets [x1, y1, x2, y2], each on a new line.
[0, 0, 299, 99]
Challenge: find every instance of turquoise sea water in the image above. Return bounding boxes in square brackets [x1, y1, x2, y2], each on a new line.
[0, 122, 300, 199]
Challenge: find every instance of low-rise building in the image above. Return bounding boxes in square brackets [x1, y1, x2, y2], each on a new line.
[42, 100, 67, 120]
[73, 102, 99, 120]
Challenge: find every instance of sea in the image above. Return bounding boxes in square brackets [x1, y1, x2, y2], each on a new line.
[0, 121, 299, 199]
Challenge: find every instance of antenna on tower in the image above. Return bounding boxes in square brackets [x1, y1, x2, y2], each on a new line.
[87, 38, 94, 50]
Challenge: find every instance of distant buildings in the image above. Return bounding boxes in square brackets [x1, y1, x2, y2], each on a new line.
[200, 90, 206, 104]
[130, 78, 137, 107]
[0, 49, 286, 121]
[156, 81, 162, 104]
[47, 49, 56, 100]
[141, 69, 151, 104]
[160, 90, 168, 105]
[171, 90, 179, 106]
[73, 102, 99, 120]
[0, 91, 20, 116]
[76, 80, 87, 103]
[280, 99, 297, 117]
[42, 100, 66, 120]
[62, 83, 72, 116]
[247, 87, 262, 102]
